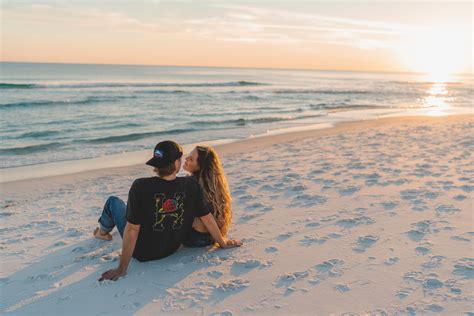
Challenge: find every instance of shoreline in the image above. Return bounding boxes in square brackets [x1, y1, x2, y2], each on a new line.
[1, 107, 471, 183]
[1, 113, 472, 193]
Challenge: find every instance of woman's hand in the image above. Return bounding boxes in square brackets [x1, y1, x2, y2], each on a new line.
[221, 239, 242, 248]
[199, 214, 242, 249]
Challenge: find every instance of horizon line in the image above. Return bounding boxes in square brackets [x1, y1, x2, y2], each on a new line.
[4, 60, 472, 77]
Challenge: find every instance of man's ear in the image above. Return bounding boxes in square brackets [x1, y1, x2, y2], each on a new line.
[175, 159, 181, 172]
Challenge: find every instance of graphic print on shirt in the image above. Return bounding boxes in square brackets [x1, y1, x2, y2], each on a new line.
[152, 192, 185, 231]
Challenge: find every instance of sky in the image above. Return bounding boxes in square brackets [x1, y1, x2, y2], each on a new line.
[1, 1, 472, 75]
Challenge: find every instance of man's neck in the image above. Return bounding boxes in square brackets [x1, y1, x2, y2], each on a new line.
[160, 174, 177, 181]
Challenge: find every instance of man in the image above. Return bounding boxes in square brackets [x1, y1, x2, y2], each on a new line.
[95, 140, 241, 281]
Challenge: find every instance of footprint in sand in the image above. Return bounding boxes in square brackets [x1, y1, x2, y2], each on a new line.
[305, 221, 321, 228]
[257, 184, 275, 192]
[27, 274, 51, 281]
[444, 279, 462, 295]
[458, 184, 474, 193]
[421, 255, 446, 270]
[337, 186, 361, 196]
[353, 207, 368, 215]
[334, 284, 350, 292]
[283, 172, 301, 180]
[405, 220, 438, 242]
[114, 288, 139, 297]
[217, 278, 250, 292]
[100, 254, 119, 262]
[424, 304, 444, 313]
[287, 184, 307, 193]
[207, 270, 223, 279]
[232, 188, 248, 197]
[239, 213, 260, 223]
[352, 235, 379, 253]
[403, 270, 447, 295]
[435, 204, 461, 215]
[422, 278, 444, 290]
[453, 194, 467, 201]
[381, 201, 398, 210]
[384, 257, 399, 266]
[415, 242, 433, 255]
[320, 214, 339, 223]
[335, 216, 375, 229]
[231, 259, 272, 275]
[245, 202, 267, 211]
[291, 194, 327, 207]
[451, 235, 471, 242]
[347, 162, 366, 170]
[265, 246, 278, 253]
[352, 172, 380, 186]
[452, 258, 474, 279]
[274, 271, 309, 287]
[209, 311, 233, 316]
[314, 259, 344, 279]
[400, 189, 440, 202]
[240, 193, 259, 203]
[308, 169, 328, 177]
[395, 287, 414, 299]
[276, 231, 297, 242]
[299, 235, 328, 246]
[66, 228, 84, 237]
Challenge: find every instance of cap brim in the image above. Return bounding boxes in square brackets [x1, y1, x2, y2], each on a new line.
[146, 154, 182, 168]
[146, 157, 164, 168]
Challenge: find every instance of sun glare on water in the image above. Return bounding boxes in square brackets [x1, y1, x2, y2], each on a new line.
[422, 82, 455, 116]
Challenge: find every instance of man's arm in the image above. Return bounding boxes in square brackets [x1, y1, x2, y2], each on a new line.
[99, 222, 140, 281]
[199, 213, 242, 248]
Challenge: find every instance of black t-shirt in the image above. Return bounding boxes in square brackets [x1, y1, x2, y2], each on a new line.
[125, 176, 209, 262]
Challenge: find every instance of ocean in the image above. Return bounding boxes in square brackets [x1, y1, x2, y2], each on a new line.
[1, 62, 472, 169]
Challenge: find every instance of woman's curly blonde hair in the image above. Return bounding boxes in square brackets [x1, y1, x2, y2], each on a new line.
[193, 146, 232, 237]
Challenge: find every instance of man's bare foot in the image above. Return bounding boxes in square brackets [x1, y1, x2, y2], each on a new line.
[93, 227, 112, 241]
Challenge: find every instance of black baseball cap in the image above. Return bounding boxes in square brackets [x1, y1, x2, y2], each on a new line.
[146, 140, 183, 168]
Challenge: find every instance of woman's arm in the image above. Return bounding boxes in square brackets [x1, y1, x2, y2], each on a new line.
[199, 213, 241, 248]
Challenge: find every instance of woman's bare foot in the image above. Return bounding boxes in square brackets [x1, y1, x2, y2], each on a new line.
[93, 227, 112, 241]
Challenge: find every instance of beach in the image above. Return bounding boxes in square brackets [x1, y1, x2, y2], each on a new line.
[1, 114, 473, 315]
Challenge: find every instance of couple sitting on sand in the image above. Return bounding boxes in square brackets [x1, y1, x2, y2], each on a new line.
[93, 140, 242, 281]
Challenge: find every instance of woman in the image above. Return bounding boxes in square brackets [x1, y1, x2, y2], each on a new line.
[182, 145, 233, 247]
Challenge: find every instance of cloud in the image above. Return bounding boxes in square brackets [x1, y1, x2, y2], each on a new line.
[3, 2, 410, 50]
[185, 4, 408, 49]
[1, 3, 168, 33]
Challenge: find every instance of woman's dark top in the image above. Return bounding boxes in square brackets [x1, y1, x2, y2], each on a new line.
[183, 227, 213, 247]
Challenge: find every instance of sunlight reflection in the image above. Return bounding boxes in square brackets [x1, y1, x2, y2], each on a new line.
[421, 82, 453, 109]
[421, 82, 455, 116]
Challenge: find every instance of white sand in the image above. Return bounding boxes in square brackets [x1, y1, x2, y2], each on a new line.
[1, 115, 473, 315]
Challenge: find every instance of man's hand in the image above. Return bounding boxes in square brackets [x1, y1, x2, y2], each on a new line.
[99, 267, 127, 281]
[220, 239, 242, 249]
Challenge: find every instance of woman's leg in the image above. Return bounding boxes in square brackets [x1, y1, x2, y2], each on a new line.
[96, 196, 127, 238]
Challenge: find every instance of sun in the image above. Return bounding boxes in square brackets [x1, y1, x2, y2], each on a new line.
[397, 25, 469, 82]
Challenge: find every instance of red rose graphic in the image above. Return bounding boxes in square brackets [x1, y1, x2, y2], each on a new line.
[162, 199, 177, 213]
